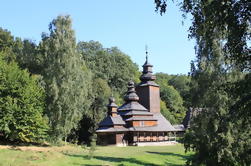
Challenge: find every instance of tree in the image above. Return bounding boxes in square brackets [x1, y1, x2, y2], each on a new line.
[41, 15, 92, 142]
[0, 55, 48, 143]
[168, 74, 191, 106]
[156, 73, 186, 123]
[155, 0, 250, 69]
[160, 100, 176, 124]
[89, 78, 111, 131]
[14, 39, 44, 75]
[0, 28, 43, 75]
[0, 27, 20, 63]
[161, 84, 186, 123]
[77, 41, 140, 100]
[155, 73, 172, 86]
[155, 0, 250, 165]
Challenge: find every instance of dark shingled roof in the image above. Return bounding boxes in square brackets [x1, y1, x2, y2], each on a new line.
[128, 113, 176, 132]
[137, 81, 159, 87]
[118, 110, 153, 116]
[125, 117, 157, 121]
[97, 113, 175, 133]
[108, 102, 117, 107]
[99, 115, 125, 127]
[140, 73, 156, 80]
[118, 101, 148, 111]
[96, 126, 128, 133]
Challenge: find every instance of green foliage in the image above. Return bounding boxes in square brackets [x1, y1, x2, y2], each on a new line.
[88, 78, 111, 132]
[155, 73, 172, 85]
[155, 0, 250, 165]
[41, 15, 92, 142]
[0, 27, 19, 63]
[156, 73, 186, 123]
[0, 28, 14, 51]
[0, 55, 48, 143]
[168, 75, 191, 107]
[0, 28, 44, 75]
[77, 41, 140, 98]
[161, 85, 186, 123]
[226, 74, 251, 165]
[15, 39, 44, 75]
[180, 0, 250, 70]
[160, 100, 177, 124]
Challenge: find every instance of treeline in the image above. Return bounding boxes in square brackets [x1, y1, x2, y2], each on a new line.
[156, 73, 191, 124]
[0, 15, 190, 144]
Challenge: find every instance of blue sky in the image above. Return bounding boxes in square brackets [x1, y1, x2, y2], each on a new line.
[0, 0, 195, 74]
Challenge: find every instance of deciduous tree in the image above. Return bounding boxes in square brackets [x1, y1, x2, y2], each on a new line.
[156, 73, 186, 123]
[41, 15, 92, 142]
[0, 55, 48, 143]
[77, 41, 140, 99]
[155, 0, 250, 165]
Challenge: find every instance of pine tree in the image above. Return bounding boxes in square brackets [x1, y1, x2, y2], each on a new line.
[41, 15, 92, 142]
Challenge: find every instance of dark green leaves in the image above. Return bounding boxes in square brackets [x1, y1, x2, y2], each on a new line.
[155, 0, 250, 165]
[42, 15, 92, 142]
[0, 55, 48, 143]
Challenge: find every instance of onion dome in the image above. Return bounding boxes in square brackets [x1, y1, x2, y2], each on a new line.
[140, 53, 156, 82]
[138, 50, 159, 87]
[118, 81, 148, 112]
[124, 81, 139, 102]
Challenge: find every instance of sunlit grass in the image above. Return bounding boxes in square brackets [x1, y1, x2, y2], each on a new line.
[0, 144, 193, 166]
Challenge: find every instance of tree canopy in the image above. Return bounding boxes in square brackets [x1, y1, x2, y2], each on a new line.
[156, 73, 188, 123]
[0, 55, 48, 143]
[155, 0, 250, 165]
[41, 15, 92, 142]
[77, 41, 140, 98]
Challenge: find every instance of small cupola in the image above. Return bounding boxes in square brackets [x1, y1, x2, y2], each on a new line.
[140, 50, 156, 83]
[124, 81, 139, 102]
[107, 97, 118, 117]
[118, 81, 148, 112]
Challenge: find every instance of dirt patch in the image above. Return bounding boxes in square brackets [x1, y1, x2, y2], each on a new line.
[0, 145, 82, 153]
[0, 145, 51, 152]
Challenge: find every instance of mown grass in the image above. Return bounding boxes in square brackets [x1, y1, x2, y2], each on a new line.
[0, 144, 193, 166]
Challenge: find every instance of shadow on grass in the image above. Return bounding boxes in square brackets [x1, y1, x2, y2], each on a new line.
[164, 161, 185, 166]
[95, 156, 160, 166]
[64, 153, 160, 166]
[146, 151, 189, 160]
[0, 138, 50, 147]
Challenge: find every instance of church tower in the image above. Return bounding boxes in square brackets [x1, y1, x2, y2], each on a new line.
[136, 50, 160, 113]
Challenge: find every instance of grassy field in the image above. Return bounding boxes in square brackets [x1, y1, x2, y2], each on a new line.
[0, 144, 192, 166]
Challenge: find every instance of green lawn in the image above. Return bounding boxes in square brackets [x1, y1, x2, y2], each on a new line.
[0, 144, 193, 166]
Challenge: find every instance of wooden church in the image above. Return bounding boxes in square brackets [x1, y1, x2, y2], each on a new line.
[96, 54, 177, 146]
